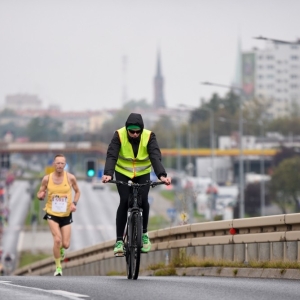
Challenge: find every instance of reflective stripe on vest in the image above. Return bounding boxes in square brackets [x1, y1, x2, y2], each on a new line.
[115, 127, 151, 178]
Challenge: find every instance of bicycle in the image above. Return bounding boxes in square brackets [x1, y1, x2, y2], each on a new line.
[107, 179, 165, 280]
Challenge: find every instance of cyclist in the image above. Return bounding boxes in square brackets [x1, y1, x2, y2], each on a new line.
[37, 154, 81, 276]
[102, 113, 171, 255]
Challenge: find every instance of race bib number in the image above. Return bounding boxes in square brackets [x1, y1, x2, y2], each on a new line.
[52, 195, 68, 212]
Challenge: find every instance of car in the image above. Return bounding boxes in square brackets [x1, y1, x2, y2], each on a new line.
[91, 177, 104, 190]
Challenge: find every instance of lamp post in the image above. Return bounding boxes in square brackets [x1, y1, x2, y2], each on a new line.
[201, 81, 245, 218]
[254, 36, 300, 45]
[259, 121, 265, 216]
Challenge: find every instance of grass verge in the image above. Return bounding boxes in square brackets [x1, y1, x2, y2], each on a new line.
[147, 249, 300, 274]
[18, 251, 51, 268]
[159, 190, 175, 202]
[148, 215, 170, 231]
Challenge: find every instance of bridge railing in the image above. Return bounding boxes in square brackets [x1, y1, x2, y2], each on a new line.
[13, 213, 300, 276]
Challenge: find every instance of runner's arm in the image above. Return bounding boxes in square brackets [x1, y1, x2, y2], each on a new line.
[37, 176, 49, 200]
[70, 175, 81, 204]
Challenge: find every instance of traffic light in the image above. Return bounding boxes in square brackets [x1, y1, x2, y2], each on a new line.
[1, 153, 10, 169]
[86, 160, 96, 177]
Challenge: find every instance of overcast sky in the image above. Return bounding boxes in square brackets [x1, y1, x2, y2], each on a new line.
[0, 0, 299, 111]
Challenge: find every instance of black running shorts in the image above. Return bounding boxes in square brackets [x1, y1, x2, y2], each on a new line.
[43, 213, 73, 228]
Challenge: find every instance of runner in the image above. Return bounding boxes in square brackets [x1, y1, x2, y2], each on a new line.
[37, 154, 80, 276]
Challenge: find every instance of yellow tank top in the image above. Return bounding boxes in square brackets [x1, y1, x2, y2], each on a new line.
[44, 172, 72, 217]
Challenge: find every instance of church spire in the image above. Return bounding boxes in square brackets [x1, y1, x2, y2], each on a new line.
[153, 48, 166, 108]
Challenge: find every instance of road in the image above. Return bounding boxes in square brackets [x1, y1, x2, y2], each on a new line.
[0, 276, 299, 300]
[2, 180, 31, 272]
[70, 181, 118, 251]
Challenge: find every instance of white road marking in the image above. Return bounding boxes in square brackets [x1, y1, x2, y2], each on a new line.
[49, 290, 90, 298]
[0, 281, 90, 299]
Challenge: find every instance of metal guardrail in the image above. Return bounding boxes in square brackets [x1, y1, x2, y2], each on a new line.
[14, 213, 300, 276]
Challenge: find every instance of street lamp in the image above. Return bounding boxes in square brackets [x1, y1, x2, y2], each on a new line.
[259, 120, 265, 216]
[254, 36, 300, 45]
[201, 81, 245, 218]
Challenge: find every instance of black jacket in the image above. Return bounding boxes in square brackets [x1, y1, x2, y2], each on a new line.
[104, 113, 167, 179]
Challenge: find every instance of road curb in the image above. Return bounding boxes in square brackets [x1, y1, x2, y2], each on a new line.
[140, 267, 300, 280]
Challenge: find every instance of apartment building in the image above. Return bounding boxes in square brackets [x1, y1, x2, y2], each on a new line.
[242, 41, 300, 119]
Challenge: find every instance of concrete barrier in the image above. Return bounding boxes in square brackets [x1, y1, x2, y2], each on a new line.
[14, 213, 300, 276]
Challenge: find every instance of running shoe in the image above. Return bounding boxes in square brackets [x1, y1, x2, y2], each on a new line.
[60, 247, 65, 261]
[54, 267, 62, 276]
[141, 233, 151, 253]
[113, 241, 124, 255]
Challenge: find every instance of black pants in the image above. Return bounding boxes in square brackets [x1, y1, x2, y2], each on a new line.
[115, 171, 150, 241]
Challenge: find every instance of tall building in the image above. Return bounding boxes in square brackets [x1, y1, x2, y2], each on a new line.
[242, 41, 300, 119]
[153, 49, 166, 108]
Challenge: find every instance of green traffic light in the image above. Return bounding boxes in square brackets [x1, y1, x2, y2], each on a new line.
[87, 169, 95, 177]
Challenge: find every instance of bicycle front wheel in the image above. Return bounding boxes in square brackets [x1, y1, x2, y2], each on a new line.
[130, 212, 142, 280]
[124, 232, 132, 279]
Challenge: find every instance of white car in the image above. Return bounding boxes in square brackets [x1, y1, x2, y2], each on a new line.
[91, 177, 104, 190]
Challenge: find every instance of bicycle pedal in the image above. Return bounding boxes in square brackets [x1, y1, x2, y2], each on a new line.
[114, 253, 124, 257]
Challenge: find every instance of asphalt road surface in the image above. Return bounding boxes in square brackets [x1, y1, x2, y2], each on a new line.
[0, 276, 299, 300]
[70, 181, 118, 251]
[2, 180, 31, 272]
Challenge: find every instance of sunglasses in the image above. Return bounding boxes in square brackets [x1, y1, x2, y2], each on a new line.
[128, 129, 141, 134]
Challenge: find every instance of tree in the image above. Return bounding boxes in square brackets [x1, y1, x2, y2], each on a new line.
[269, 157, 300, 213]
[0, 122, 26, 139]
[272, 146, 300, 167]
[268, 117, 300, 136]
[221, 90, 240, 116]
[0, 109, 17, 117]
[123, 99, 151, 110]
[26, 116, 62, 142]
[96, 109, 131, 144]
[150, 115, 175, 148]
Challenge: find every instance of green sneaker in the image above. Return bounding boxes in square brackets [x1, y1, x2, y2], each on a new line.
[114, 241, 124, 255]
[141, 233, 151, 253]
[60, 247, 65, 261]
[54, 267, 62, 276]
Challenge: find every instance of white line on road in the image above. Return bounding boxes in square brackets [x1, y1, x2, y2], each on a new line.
[0, 281, 90, 299]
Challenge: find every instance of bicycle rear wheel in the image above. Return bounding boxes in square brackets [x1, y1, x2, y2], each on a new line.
[130, 212, 142, 280]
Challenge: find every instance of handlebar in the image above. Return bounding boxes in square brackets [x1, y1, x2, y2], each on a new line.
[106, 180, 166, 188]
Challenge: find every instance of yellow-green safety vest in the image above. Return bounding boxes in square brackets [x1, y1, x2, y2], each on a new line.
[115, 127, 152, 178]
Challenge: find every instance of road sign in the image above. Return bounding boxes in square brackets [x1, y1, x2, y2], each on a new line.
[167, 208, 177, 220]
[97, 169, 103, 178]
[45, 166, 55, 175]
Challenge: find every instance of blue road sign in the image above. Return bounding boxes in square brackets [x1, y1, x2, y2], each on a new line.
[167, 208, 177, 220]
[97, 169, 103, 178]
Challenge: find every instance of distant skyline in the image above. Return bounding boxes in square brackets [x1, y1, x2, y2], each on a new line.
[0, 0, 300, 111]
